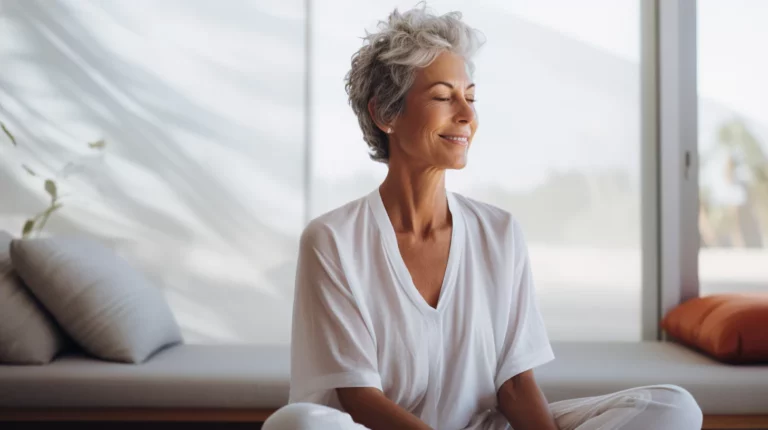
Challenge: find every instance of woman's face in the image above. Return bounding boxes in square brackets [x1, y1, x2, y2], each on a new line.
[389, 51, 478, 170]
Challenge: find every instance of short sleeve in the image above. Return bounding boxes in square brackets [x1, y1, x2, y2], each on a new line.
[494, 219, 555, 393]
[288, 222, 382, 405]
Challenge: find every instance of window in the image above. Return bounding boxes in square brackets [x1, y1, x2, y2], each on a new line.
[697, 1, 768, 295]
[312, 0, 642, 341]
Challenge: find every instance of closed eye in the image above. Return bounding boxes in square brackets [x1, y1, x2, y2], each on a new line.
[433, 97, 477, 103]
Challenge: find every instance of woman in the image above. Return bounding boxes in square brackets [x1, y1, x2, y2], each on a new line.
[265, 5, 703, 430]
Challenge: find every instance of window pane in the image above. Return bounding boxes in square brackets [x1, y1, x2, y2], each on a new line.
[0, 0, 305, 343]
[312, 0, 641, 340]
[697, 1, 768, 295]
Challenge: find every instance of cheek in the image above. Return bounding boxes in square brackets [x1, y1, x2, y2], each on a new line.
[407, 106, 445, 136]
[423, 104, 454, 129]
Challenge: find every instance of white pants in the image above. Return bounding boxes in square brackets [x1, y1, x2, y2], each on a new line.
[263, 384, 703, 430]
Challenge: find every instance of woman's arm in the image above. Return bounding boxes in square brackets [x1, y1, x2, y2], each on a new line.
[497, 370, 559, 430]
[337, 387, 433, 430]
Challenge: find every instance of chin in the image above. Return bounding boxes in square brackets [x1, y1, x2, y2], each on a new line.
[444, 156, 468, 170]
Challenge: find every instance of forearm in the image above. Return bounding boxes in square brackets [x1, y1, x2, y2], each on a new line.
[337, 387, 433, 430]
[497, 370, 559, 430]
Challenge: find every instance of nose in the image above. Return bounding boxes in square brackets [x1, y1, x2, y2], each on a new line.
[455, 98, 475, 124]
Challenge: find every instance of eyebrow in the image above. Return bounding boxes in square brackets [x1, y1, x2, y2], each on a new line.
[428, 81, 475, 90]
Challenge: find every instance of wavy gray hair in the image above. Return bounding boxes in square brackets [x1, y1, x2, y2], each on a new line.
[344, 3, 485, 163]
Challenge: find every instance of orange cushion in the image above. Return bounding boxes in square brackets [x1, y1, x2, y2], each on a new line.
[661, 293, 768, 364]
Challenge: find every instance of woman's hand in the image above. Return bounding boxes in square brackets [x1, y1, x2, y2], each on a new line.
[337, 387, 434, 430]
[497, 369, 559, 430]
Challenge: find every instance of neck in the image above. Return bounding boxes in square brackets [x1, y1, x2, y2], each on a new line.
[378, 161, 450, 238]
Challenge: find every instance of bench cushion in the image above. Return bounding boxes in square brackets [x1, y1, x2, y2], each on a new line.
[0, 344, 290, 409]
[536, 342, 768, 414]
[1, 342, 766, 414]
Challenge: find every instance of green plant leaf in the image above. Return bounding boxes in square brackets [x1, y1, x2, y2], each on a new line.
[36, 203, 63, 235]
[44, 179, 57, 200]
[88, 139, 106, 149]
[22, 164, 37, 176]
[22, 219, 35, 238]
[46, 202, 64, 215]
[1, 121, 16, 146]
[30, 211, 44, 222]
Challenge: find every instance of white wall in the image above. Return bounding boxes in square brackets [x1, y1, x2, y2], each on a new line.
[0, 0, 305, 344]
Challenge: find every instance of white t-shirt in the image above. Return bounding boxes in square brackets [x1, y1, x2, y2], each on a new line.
[289, 188, 555, 430]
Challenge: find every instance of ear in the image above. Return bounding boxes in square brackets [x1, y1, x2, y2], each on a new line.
[368, 98, 393, 134]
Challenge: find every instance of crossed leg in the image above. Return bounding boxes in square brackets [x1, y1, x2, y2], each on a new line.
[263, 384, 703, 430]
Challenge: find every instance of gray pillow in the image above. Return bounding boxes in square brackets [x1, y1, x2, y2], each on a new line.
[10, 235, 183, 363]
[0, 231, 68, 364]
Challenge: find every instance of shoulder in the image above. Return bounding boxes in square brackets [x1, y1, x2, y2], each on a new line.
[450, 191, 526, 248]
[299, 194, 370, 253]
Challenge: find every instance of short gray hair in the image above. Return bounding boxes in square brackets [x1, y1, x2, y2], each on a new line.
[344, 3, 485, 163]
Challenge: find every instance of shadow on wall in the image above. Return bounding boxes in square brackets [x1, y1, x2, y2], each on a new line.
[0, 0, 306, 344]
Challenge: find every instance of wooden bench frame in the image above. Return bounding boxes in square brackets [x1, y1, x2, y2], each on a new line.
[1, 408, 768, 429]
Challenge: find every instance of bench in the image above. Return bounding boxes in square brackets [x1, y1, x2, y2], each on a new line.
[1, 342, 766, 429]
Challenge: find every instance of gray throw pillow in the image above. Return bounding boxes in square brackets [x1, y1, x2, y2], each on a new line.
[10, 235, 183, 363]
[0, 231, 68, 364]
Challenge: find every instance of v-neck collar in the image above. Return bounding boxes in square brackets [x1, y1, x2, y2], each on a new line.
[367, 187, 465, 317]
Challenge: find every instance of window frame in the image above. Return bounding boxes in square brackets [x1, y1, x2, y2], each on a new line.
[641, 0, 700, 341]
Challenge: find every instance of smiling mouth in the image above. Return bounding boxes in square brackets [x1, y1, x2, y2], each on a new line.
[439, 135, 469, 145]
